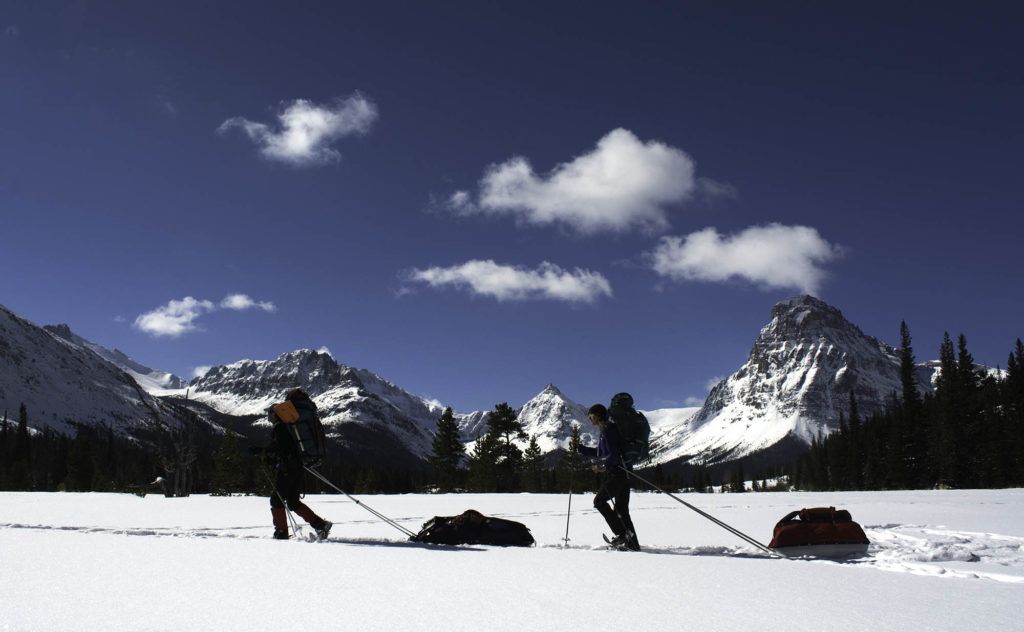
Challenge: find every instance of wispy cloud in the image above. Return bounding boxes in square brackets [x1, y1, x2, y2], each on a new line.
[705, 376, 726, 391]
[220, 293, 276, 312]
[134, 293, 276, 338]
[443, 128, 701, 235]
[192, 366, 212, 379]
[648, 223, 842, 295]
[404, 260, 612, 304]
[317, 346, 333, 357]
[218, 93, 378, 166]
[4, 25, 19, 38]
[684, 396, 705, 406]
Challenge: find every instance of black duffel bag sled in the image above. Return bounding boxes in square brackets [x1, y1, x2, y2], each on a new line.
[410, 509, 535, 547]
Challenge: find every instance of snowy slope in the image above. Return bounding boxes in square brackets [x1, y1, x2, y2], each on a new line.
[186, 349, 447, 457]
[2, 489, 1022, 631]
[515, 384, 597, 451]
[43, 323, 188, 393]
[0, 304, 184, 435]
[652, 295, 939, 466]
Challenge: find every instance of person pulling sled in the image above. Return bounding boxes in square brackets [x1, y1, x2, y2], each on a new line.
[581, 396, 646, 552]
[251, 388, 332, 541]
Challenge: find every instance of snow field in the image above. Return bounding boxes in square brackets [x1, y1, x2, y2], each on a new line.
[1, 489, 1022, 631]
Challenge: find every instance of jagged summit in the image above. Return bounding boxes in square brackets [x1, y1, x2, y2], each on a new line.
[539, 383, 563, 397]
[654, 295, 936, 466]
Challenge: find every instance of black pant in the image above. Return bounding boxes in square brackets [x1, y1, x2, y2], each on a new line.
[270, 463, 305, 510]
[269, 461, 324, 527]
[594, 470, 636, 540]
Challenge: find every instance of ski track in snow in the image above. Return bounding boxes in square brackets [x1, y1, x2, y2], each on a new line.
[4, 513, 1023, 584]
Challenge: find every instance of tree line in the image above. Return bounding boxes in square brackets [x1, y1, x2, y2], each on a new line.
[790, 326, 1024, 491]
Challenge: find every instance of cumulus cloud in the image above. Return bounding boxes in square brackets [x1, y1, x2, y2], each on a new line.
[220, 293, 276, 312]
[444, 128, 699, 234]
[404, 260, 612, 304]
[218, 93, 377, 165]
[649, 223, 841, 295]
[134, 297, 215, 338]
[134, 293, 276, 338]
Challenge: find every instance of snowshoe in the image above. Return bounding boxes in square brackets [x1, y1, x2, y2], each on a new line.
[273, 529, 291, 540]
[315, 521, 333, 541]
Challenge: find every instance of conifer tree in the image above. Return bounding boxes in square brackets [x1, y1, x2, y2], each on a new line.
[557, 423, 586, 492]
[11, 403, 31, 490]
[898, 321, 927, 486]
[485, 402, 526, 491]
[0, 410, 8, 490]
[466, 431, 499, 492]
[846, 392, 864, 488]
[933, 333, 960, 486]
[210, 430, 245, 495]
[522, 434, 545, 492]
[429, 407, 465, 491]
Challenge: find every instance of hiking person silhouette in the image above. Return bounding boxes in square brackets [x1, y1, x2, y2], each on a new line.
[580, 403, 640, 551]
[253, 388, 332, 541]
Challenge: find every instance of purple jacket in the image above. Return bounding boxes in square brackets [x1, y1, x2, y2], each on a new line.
[579, 422, 622, 469]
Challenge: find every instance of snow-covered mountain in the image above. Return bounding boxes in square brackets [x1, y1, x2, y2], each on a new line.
[650, 295, 937, 466]
[513, 384, 597, 452]
[186, 349, 447, 458]
[43, 324, 188, 393]
[0, 305, 185, 435]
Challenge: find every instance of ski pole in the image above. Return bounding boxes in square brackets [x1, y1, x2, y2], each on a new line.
[258, 459, 304, 538]
[619, 466, 780, 557]
[562, 468, 574, 545]
[304, 466, 417, 538]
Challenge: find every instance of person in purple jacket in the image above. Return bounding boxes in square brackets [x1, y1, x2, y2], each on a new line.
[580, 403, 640, 551]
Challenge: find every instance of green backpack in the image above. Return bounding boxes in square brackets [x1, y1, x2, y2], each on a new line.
[609, 392, 650, 467]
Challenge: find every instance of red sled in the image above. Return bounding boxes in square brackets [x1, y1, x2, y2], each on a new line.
[768, 507, 870, 559]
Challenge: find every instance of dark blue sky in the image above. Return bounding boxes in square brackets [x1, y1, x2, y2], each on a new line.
[2, 2, 1022, 411]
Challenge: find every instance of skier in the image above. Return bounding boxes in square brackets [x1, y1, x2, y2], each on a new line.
[581, 403, 640, 551]
[252, 388, 332, 541]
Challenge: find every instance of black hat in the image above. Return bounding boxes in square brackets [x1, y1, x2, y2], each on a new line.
[587, 404, 608, 421]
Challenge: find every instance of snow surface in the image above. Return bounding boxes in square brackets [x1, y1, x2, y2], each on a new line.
[2, 489, 1022, 631]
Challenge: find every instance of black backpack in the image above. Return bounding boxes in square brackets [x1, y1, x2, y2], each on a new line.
[273, 390, 327, 466]
[409, 509, 535, 547]
[609, 392, 650, 467]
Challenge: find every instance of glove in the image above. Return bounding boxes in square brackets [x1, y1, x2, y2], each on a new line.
[591, 463, 606, 474]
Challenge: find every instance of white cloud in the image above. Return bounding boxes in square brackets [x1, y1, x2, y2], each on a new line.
[649, 223, 841, 294]
[134, 297, 216, 338]
[405, 260, 612, 304]
[317, 346, 333, 357]
[705, 376, 726, 392]
[192, 366, 212, 379]
[220, 293, 276, 312]
[218, 93, 378, 166]
[446, 128, 698, 234]
[684, 396, 705, 406]
[134, 293, 277, 338]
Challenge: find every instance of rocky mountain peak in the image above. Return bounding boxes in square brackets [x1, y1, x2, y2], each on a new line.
[766, 295, 867, 342]
[539, 383, 564, 398]
[44, 323, 74, 340]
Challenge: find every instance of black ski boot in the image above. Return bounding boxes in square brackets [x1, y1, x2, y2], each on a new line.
[315, 521, 333, 541]
[273, 529, 291, 540]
